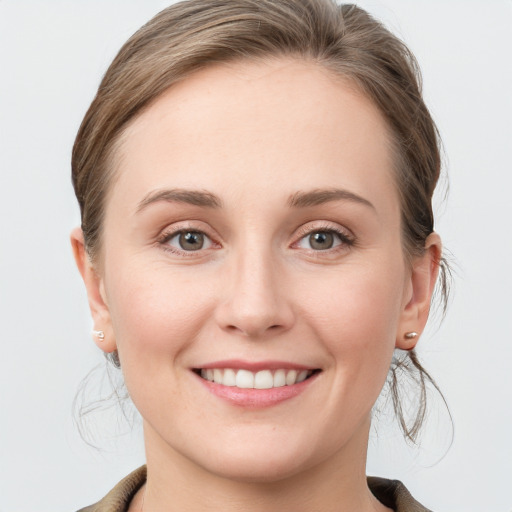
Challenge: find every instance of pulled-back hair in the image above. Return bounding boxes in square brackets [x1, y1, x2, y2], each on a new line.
[72, 0, 450, 442]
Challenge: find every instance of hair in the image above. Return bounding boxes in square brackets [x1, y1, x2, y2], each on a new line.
[72, 0, 451, 443]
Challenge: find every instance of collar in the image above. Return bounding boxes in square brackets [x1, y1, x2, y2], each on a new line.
[78, 466, 432, 512]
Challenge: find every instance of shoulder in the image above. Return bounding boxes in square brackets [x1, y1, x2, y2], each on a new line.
[367, 476, 433, 512]
[76, 466, 147, 512]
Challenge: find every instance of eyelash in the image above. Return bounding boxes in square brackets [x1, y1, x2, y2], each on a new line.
[157, 226, 218, 257]
[156, 223, 355, 256]
[292, 223, 355, 253]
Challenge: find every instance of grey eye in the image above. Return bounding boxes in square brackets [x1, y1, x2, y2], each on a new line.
[309, 232, 334, 250]
[167, 231, 212, 251]
[180, 232, 204, 250]
[296, 230, 344, 251]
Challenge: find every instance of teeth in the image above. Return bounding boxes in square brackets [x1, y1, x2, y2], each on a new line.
[223, 368, 236, 387]
[296, 370, 309, 383]
[274, 369, 286, 387]
[285, 370, 297, 386]
[254, 370, 273, 389]
[236, 369, 254, 389]
[213, 369, 223, 383]
[200, 368, 313, 388]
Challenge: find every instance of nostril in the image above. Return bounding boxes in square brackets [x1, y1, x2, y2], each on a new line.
[214, 291, 295, 338]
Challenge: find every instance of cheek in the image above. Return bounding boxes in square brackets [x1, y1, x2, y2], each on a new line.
[105, 262, 217, 369]
[306, 260, 403, 328]
[103, 263, 222, 422]
[299, 258, 405, 379]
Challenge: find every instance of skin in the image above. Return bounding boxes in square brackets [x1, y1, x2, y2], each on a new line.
[72, 59, 441, 512]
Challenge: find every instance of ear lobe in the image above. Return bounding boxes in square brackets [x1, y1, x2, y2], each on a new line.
[70, 227, 117, 354]
[396, 232, 442, 350]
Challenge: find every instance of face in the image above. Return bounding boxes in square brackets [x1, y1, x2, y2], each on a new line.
[79, 59, 431, 482]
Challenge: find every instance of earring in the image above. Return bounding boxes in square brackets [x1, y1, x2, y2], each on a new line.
[92, 329, 105, 341]
[404, 331, 418, 340]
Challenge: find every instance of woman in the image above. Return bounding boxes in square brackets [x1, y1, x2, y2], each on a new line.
[71, 0, 447, 510]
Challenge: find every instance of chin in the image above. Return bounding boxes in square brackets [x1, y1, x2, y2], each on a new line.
[200, 451, 310, 484]
[163, 427, 313, 484]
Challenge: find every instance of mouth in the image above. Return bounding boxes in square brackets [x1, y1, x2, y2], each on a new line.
[193, 367, 321, 390]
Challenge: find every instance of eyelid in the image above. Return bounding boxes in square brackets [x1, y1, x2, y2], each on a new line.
[154, 220, 354, 257]
[156, 222, 221, 256]
[291, 221, 355, 251]
[166, 230, 214, 251]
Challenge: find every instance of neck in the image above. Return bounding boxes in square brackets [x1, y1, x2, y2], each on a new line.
[140, 419, 390, 512]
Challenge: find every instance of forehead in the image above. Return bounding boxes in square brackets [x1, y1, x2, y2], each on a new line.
[110, 58, 398, 218]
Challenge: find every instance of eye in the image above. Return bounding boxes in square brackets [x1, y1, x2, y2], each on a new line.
[165, 230, 213, 252]
[295, 228, 352, 251]
[305, 231, 337, 250]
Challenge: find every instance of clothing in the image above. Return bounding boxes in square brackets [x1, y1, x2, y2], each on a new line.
[77, 465, 432, 512]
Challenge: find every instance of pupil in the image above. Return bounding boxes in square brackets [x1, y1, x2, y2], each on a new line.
[179, 232, 204, 251]
[310, 232, 333, 250]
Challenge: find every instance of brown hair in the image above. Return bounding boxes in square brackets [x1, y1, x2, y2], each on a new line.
[72, 0, 450, 442]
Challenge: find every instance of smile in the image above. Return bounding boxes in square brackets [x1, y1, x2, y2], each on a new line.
[193, 361, 322, 408]
[198, 368, 316, 389]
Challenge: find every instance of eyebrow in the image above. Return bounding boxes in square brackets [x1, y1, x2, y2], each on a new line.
[136, 188, 223, 212]
[286, 188, 375, 210]
[136, 187, 374, 213]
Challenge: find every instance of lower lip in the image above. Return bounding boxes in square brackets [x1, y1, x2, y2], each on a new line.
[194, 372, 319, 408]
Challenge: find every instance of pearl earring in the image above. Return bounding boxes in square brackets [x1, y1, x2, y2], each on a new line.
[404, 331, 418, 340]
[92, 329, 105, 341]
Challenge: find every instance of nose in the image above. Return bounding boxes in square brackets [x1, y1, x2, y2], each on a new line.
[214, 247, 295, 339]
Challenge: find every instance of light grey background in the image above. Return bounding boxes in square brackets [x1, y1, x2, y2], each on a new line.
[1, 1, 511, 511]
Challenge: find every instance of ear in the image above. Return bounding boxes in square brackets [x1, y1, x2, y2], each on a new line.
[396, 232, 442, 350]
[70, 226, 116, 354]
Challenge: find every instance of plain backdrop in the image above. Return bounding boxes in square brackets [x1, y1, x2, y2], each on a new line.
[1, 1, 511, 511]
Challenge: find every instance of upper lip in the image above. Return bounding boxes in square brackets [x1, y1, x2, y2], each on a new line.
[194, 359, 318, 372]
